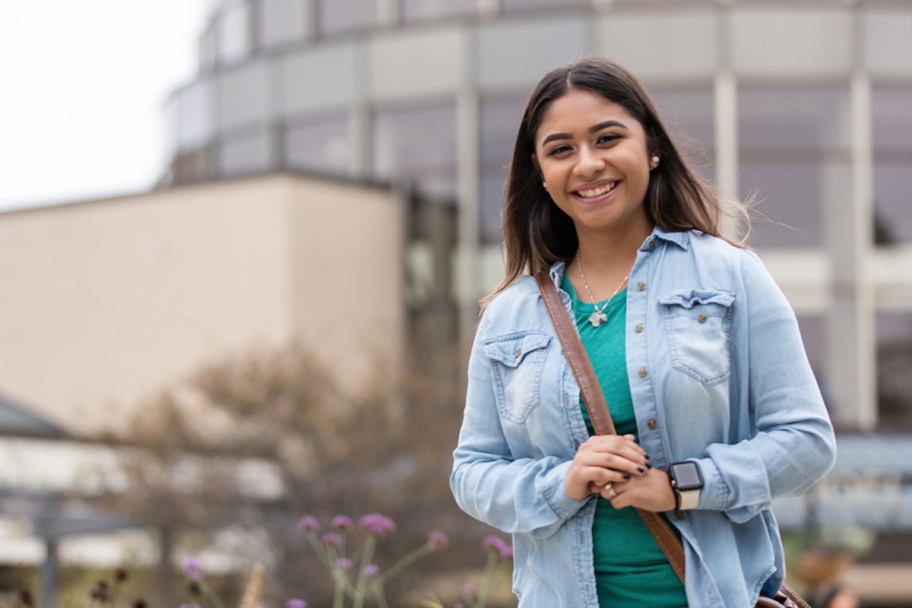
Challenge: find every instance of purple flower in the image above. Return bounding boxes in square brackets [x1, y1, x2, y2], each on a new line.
[427, 530, 449, 550]
[181, 557, 203, 582]
[363, 564, 380, 577]
[358, 513, 397, 537]
[321, 532, 341, 548]
[286, 600, 307, 608]
[482, 535, 512, 559]
[337, 557, 352, 569]
[298, 515, 320, 533]
[330, 515, 354, 532]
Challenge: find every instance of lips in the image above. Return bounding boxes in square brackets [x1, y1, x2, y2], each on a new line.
[575, 180, 618, 199]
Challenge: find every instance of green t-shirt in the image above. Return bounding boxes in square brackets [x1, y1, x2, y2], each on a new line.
[562, 274, 687, 608]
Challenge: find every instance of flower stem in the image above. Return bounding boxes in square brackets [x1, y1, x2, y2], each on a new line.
[333, 570, 346, 608]
[304, 531, 333, 570]
[378, 544, 434, 585]
[352, 536, 377, 608]
[476, 550, 499, 608]
[200, 582, 227, 608]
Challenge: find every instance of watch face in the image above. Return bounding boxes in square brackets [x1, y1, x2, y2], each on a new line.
[671, 462, 703, 491]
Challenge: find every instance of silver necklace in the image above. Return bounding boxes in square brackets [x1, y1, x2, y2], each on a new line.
[576, 256, 629, 328]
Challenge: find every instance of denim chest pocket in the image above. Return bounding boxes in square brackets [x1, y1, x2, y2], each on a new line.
[483, 331, 552, 424]
[658, 289, 735, 385]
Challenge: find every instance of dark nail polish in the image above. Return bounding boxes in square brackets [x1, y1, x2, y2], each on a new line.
[646, 463, 652, 469]
[644, 453, 651, 460]
[637, 466, 646, 473]
[623, 473, 631, 480]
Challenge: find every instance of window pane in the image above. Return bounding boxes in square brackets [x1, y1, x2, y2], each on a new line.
[374, 104, 458, 201]
[318, 0, 377, 35]
[652, 88, 715, 182]
[872, 87, 912, 245]
[199, 26, 217, 71]
[739, 87, 851, 248]
[218, 129, 271, 176]
[259, 0, 306, 48]
[285, 115, 351, 175]
[217, 3, 252, 65]
[796, 315, 828, 401]
[218, 62, 271, 131]
[877, 312, 912, 426]
[480, 97, 525, 244]
[502, 0, 589, 11]
[402, 0, 477, 21]
[176, 80, 214, 152]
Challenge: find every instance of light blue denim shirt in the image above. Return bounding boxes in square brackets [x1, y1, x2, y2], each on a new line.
[451, 228, 836, 608]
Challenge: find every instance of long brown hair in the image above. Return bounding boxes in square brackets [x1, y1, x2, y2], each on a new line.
[482, 56, 745, 309]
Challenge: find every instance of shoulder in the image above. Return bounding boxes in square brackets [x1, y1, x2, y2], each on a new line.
[481, 275, 542, 323]
[683, 232, 770, 281]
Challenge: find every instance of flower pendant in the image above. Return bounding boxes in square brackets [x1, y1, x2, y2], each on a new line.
[588, 311, 608, 328]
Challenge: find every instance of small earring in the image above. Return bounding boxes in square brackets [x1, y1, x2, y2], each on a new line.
[651, 155, 660, 165]
[542, 182, 548, 189]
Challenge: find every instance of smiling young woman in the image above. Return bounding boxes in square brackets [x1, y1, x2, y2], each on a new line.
[451, 57, 836, 608]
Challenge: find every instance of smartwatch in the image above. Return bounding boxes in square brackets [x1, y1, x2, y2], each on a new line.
[669, 461, 703, 511]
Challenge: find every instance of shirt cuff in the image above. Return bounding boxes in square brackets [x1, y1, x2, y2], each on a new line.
[543, 460, 588, 518]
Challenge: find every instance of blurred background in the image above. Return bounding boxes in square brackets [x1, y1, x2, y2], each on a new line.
[1, 0, 911, 606]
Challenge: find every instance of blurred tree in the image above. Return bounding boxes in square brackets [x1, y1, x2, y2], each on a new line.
[100, 341, 500, 607]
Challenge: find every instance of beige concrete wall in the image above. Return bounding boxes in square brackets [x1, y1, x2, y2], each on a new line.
[0, 174, 403, 435]
[289, 179, 404, 396]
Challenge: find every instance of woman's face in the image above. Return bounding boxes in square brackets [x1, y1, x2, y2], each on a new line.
[532, 88, 656, 241]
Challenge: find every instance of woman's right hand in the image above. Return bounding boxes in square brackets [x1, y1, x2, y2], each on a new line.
[564, 433, 649, 500]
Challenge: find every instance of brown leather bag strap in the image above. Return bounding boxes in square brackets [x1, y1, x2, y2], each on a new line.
[535, 269, 686, 583]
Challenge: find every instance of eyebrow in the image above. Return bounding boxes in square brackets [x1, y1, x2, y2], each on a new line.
[540, 120, 629, 147]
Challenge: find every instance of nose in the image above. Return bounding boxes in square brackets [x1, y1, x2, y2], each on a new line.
[573, 144, 605, 178]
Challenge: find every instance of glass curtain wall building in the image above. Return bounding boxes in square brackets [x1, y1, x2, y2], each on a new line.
[163, 0, 912, 432]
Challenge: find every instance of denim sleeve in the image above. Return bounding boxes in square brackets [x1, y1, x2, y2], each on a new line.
[450, 315, 589, 537]
[695, 250, 836, 523]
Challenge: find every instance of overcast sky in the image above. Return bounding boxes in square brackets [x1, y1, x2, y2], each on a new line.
[0, 1, 208, 211]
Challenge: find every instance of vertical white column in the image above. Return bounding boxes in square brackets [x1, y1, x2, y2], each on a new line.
[378, 0, 400, 26]
[714, 4, 741, 241]
[851, 71, 877, 430]
[825, 6, 877, 431]
[301, 0, 317, 39]
[714, 70, 740, 240]
[825, 72, 876, 431]
[477, 0, 500, 17]
[350, 42, 373, 179]
[456, 28, 482, 341]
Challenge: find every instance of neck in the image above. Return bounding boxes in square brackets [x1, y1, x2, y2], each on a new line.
[574, 221, 654, 278]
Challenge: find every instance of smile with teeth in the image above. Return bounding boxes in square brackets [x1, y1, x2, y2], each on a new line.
[576, 181, 618, 199]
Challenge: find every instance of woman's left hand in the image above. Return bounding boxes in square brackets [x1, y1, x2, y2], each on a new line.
[601, 467, 677, 512]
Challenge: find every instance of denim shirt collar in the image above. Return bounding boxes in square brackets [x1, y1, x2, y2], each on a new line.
[547, 228, 692, 287]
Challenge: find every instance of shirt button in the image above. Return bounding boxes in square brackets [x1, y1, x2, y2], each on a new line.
[638, 368, 648, 378]
[514, 349, 522, 358]
[698, 314, 707, 324]
[648, 419, 658, 430]
[637, 282, 646, 292]
[649, 238, 656, 247]
[635, 324, 644, 333]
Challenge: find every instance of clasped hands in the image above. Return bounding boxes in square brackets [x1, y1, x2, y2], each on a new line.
[565, 434, 676, 512]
